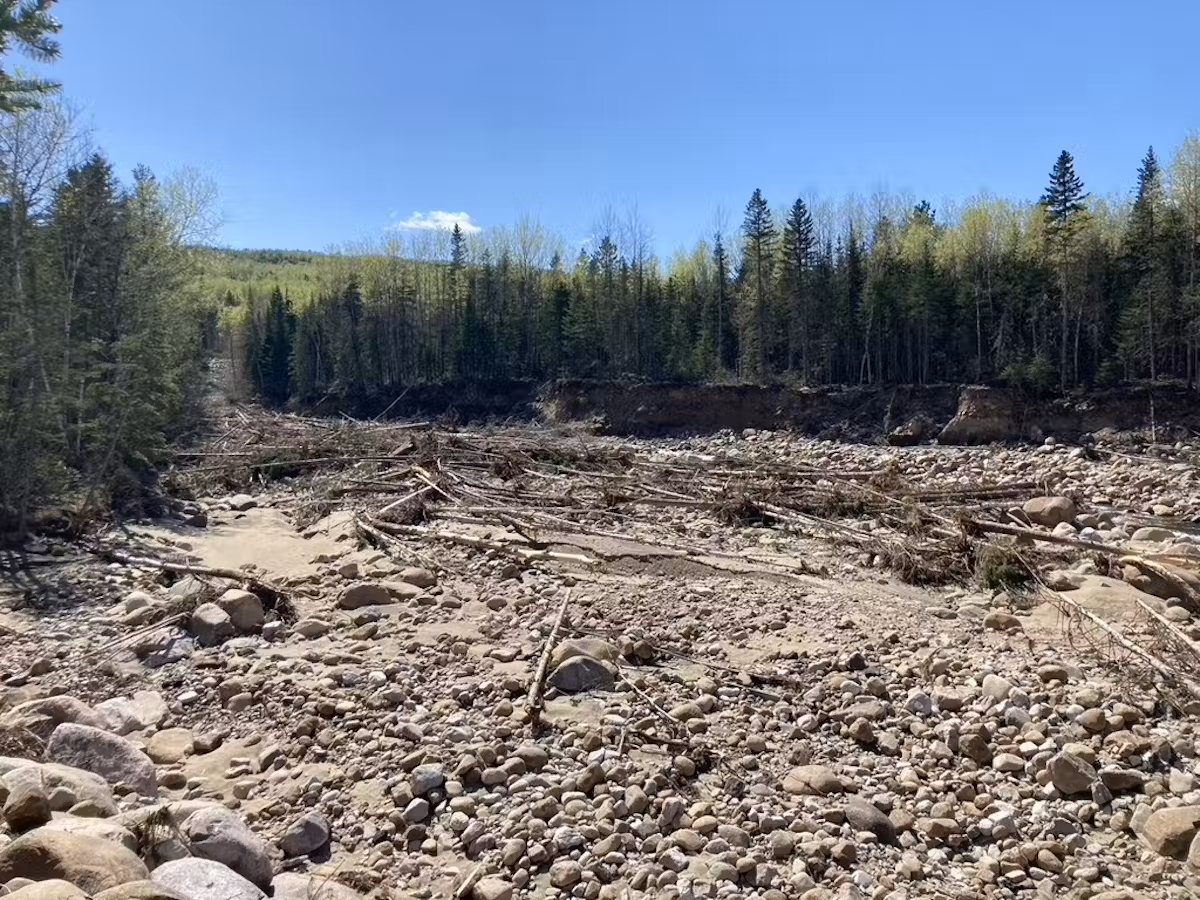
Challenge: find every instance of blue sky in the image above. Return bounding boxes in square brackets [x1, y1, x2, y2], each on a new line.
[37, 0, 1199, 254]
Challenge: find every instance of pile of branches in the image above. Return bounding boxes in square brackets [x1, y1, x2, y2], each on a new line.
[170, 408, 1072, 585]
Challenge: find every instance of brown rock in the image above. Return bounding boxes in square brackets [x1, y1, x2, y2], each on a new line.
[1023, 496, 1078, 528]
[3, 779, 51, 831]
[0, 827, 150, 894]
[783, 765, 844, 796]
[1141, 805, 1200, 858]
[2, 879, 89, 900]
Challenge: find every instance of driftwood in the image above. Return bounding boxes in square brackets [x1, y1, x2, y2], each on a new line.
[1134, 597, 1200, 660]
[964, 519, 1119, 555]
[527, 591, 571, 731]
[1120, 556, 1200, 613]
[1049, 587, 1200, 703]
[88, 546, 294, 619]
[370, 520, 597, 567]
[452, 864, 485, 900]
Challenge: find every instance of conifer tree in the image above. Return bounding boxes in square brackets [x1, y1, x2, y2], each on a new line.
[779, 197, 815, 378]
[738, 189, 776, 380]
[1040, 150, 1089, 387]
[1121, 147, 1168, 380]
[0, 0, 61, 112]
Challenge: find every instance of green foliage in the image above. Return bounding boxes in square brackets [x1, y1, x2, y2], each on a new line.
[976, 544, 1032, 591]
[0, 0, 60, 112]
[0, 143, 211, 531]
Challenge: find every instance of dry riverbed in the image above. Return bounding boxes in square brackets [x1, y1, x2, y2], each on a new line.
[2, 417, 1200, 900]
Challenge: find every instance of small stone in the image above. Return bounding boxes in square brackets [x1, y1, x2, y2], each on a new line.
[547, 656, 615, 693]
[278, 812, 329, 858]
[215, 590, 264, 633]
[984, 611, 1022, 632]
[549, 860, 583, 888]
[993, 753, 1024, 773]
[830, 840, 857, 866]
[1047, 751, 1097, 796]
[1037, 663, 1070, 683]
[402, 798, 430, 823]
[472, 878, 513, 900]
[981, 673, 1013, 702]
[845, 797, 896, 844]
[292, 619, 329, 639]
[410, 765, 446, 795]
[783, 765, 843, 796]
[847, 717, 874, 744]
[337, 582, 393, 610]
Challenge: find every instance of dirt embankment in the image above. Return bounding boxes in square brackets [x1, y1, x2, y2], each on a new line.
[301, 381, 1200, 443]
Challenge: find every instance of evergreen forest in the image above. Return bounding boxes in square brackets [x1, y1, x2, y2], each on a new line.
[240, 146, 1200, 404]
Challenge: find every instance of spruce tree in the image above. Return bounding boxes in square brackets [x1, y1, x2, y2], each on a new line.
[0, 0, 61, 112]
[1121, 146, 1170, 380]
[711, 233, 736, 373]
[257, 287, 294, 405]
[779, 197, 815, 378]
[738, 189, 776, 379]
[1040, 150, 1089, 386]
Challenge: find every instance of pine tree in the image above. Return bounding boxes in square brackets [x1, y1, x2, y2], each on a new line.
[738, 189, 776, 379]
[1040, 150, 1089, 387]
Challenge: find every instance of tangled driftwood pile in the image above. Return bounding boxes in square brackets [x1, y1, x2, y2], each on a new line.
[153, 406, 1200, 709]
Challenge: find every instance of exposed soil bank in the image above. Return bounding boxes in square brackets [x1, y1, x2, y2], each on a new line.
[302, 381, 1200, 443]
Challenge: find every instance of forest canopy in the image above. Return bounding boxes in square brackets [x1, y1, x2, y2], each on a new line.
[235, 139, 1200, 404]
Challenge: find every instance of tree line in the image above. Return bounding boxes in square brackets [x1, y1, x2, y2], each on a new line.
[242, 140, 1200, 404]
[0, 4, 218, 534]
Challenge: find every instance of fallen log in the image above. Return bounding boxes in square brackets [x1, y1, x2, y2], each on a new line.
[965, 519, 1120, 555]
[369, 519, 596, 566]
[87, 545, 294, 620]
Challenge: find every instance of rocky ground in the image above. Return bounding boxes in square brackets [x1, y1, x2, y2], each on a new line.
[3, 419, 1200, 900]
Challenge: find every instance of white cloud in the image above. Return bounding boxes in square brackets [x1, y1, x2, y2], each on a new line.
[391, 210, 481, 234]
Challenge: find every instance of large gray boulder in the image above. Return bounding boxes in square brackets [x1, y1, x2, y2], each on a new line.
[1023, 496, 1078, 528]
[151, 858, 265, 900]
[938, 386, 1013, 445]
[216, 589, 265, 632]
[3, 777, 51, 831]
[94, 881, 192, 900]
[94, 692, 168, 736]
[181, 806, 274, 889]
[2, 697, 106, 742]
[38, 814, 139, 852]
[2, 879, 89, 900]
[45, 723, 159, 798]
[2, 762, 118, 815]
[1141, 805, 1200, 858]
[190, 603, 234, 646]
[277, 810, 330, 858]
